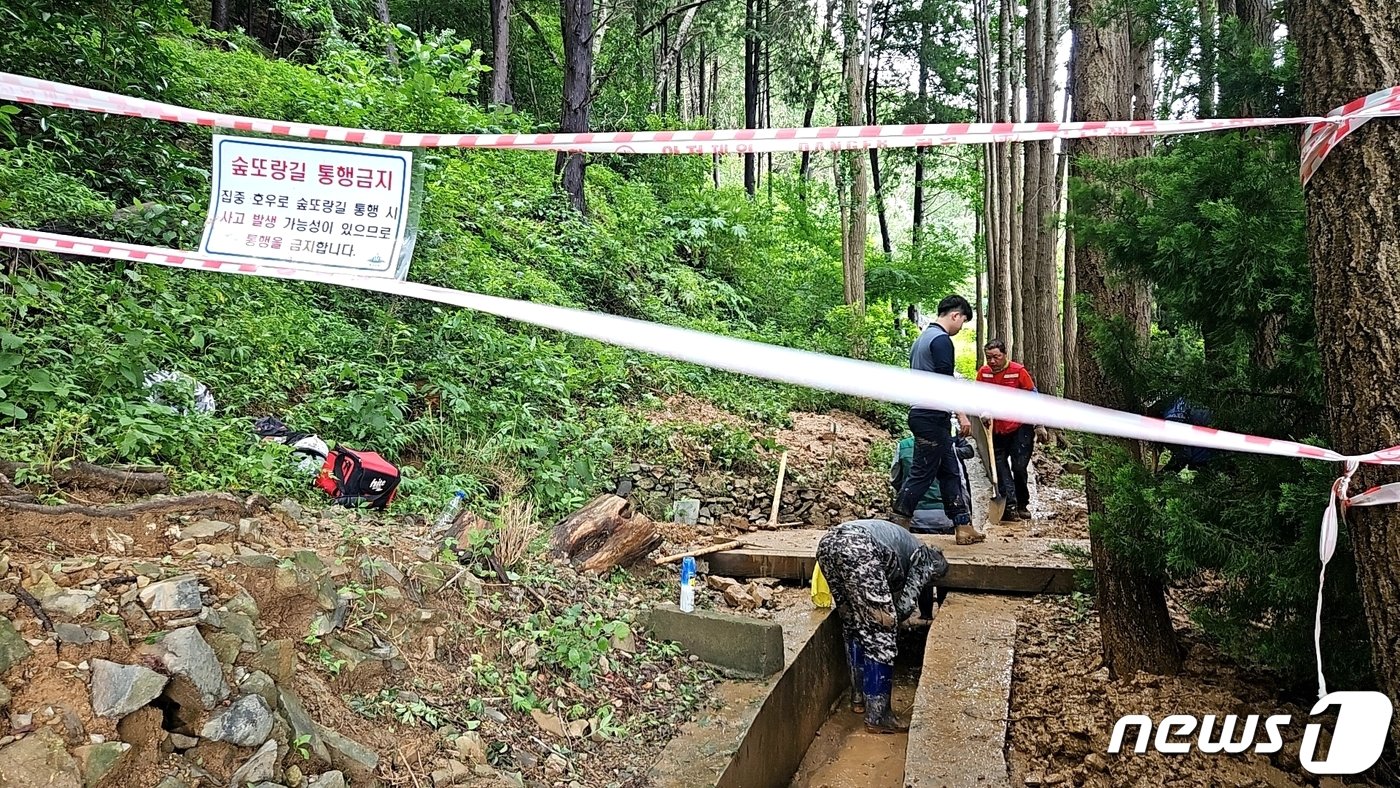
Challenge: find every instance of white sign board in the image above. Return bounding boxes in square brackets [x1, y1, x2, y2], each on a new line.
[200, 135, 415, 278]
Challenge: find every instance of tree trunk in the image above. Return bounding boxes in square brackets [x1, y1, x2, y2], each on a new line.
[490, 0, 513, 105]
[212, 0, 229, 30]
[558, 0, 594, 214]
[1296, 0, 1400, 745]
[995, 0, 1014, 345]
[913, 3, 930, 250]
[841, 0, 869, 313]
[711, 53, 720, 188]
[868, 63, 893, 258]
[1197, 0, 1216, 115]
[1070, 0, 1181, 678]
[976, 0, 999, 341]
[1009, 7, 1025, 358]
[976, 214, 986, 366]
[1061, 225, 1078, 400]
[654, 4, 700, 111]
[744, 0, 759, 196]
[1034, 0, 1063, 395]
[374, 0, 399, 66]
[1219, 0, 1273, 116]
[800, 0, 839, 189]
[1022, 0, 1044, 372]
[551, 494, 663, 573]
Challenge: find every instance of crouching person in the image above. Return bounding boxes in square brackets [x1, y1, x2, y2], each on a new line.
[816, 519, 949, 734]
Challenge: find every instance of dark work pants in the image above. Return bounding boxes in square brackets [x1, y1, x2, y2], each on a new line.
[894, 411, 970, 524]
[993, 424, 1034, 509]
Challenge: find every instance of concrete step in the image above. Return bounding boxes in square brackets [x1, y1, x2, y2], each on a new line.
[905, 594, 1025, 788]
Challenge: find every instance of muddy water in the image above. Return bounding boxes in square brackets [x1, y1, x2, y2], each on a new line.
[788, 631, 925, 788]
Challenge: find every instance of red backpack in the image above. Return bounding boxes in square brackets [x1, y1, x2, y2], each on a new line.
[315, 447, 400, 510]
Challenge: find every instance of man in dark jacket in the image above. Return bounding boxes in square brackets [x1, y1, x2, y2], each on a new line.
[892, 295, 976, 542]
[816, 519, 949, 733]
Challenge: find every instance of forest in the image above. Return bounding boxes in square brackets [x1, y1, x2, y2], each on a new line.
[1, 0, 1399, 784]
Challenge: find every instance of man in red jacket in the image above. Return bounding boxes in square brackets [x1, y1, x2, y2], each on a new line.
[976, 339, 1041, 521]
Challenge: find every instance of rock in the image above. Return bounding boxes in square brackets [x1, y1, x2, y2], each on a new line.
[530, 708, 565, 737]
[277, 690, 329, 765]
[411, 564, 446, 595]
[0, 594, 15, 614]
[201, 694, 274, 747]
[430, 760, 472, 787]
[229, 740, 279, 785]
[225, 590, 260, 621]
[42, 591, 96, 619]
[1084, 753, 1107, 771]
[1023, 772, 1045, 786]
[0, 727, 82, 787]
[307, 772, 346, 788]
[181, 520, 234, 540]
[168, 733, 198, 750]
[169, 539, 198, 557]
[544, 753, 568, 776]
[252, 640, 297, 685]
[207, 632, 243, 665]
[139, 576, 203, 614]
[221, 612, 259, 647]
[0, 684, 10, 709]
[722, 584, 756, 610]
[157, 627, 230, 709]
[55, 623, 109, 645]
[155, 779, 190, 788]
[705, 576, 739, 592]
[90, 660, 169, 718]
[73, 741, 131, 788]
[453, 732, 486, 765]
[240, 671, 279, 710]
[284, 764, 304, 787]
[0, 618, 32, 672]
[316, 724, 378, 782]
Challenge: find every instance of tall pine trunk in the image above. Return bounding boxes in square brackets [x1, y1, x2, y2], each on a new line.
[374, 0, 398, 66]
[490, 0, 513, 105]
[212, 0, 229, 30]
[1009, 13, 1025, 356]
[800, 0, 838, 189]
[1070, 0, 1181, 678]
[744, 0, 759, 196]
[977, 0, 999, 341]
[868, 63, 893, 258]
[558, 0, 594, 214]
[1295, 0, 1400, 747]
[841, 0, 868, 313]
[1034, 0, 1063, 395]
[913, 4, 930, 252]
[994, 0, 1014, 345]
[1021, 0, 1044, 369]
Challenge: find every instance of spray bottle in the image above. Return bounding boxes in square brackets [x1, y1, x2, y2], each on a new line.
[679, 556, 697, 613]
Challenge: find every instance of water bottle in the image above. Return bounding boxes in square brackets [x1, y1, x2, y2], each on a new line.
[679, 556, 697, 613]
[432, 490, 466, 532]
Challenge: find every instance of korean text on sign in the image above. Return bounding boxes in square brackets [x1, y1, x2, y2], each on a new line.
[199, 135, 414, 279]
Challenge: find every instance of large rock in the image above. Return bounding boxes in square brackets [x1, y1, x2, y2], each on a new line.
[0, 618, 32, 673]
[158, 627, 229, 709]
[229, 740, 279, 785]
[73, 741, 132, 788]
[55, 623, 110, 645]
[239, 671, 279, 710]
[180, 520, 233, 540]
[224, 590, 261, 621]
[277, 690, 329, 765]
[221, 612, 259, 647]
[41, 590, 96, 619]
[308, 771, 347, 788]
[138, 575, 202, 614]
[206, 633, 243, 666]
[0, 727, 82, 787]
[251, 640, 297, 685]
[201, 695, 274, 747]
[317, 724, 379, 782]
[90, 660, 169, 719]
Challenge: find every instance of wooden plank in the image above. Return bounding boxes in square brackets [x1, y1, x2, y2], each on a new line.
[704, 530, 1086, 595]
[905, 595, 1023, 787]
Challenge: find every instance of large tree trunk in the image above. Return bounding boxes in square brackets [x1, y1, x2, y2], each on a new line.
[374, 0, 399, 66]
[1070, 0, 1182, 678]
[1197, 0, 1217, 116]
[1021, 0, 1044, 369]
[212, 0, 229, 30]
[1295, 0, 1400, 746]
[1218, 0, 1272, 115]
[558, 0, 594, 214]
[994, 0, 1014, 345]
[744, 0, 759, 196]
[1009, 21, 1025, 357]
[1033, 0, 1063, 395]
[976, 0, 999, 342]
[841, 0, 869, 313]
[490, 0, 513, 105]
[868, 64, 893, 258]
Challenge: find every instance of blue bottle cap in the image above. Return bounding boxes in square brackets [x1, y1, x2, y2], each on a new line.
[680, 556, 696, 583]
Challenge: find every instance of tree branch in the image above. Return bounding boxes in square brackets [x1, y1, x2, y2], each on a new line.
[638, 0, 722, 39]
[516, 6, 561, 68]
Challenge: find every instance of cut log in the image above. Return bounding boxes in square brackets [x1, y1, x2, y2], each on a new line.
[552, 494, 660, 573]
[0, 460, 169, 495]
[654, 540, 745, 566]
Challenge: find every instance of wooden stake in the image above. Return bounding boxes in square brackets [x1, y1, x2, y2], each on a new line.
[654, 540, 745, 565]
[767, 450, 789, 528]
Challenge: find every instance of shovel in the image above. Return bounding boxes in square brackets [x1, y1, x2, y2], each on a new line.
[982, 418, 1006, 528]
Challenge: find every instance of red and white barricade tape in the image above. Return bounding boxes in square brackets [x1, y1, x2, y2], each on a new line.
[3, 71, 1398, 181]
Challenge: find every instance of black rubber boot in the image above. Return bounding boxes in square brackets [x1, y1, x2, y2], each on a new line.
[862, 660, 908, 734]
[845, 638, 865, 713]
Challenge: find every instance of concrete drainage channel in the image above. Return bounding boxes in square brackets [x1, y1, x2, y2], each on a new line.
[647, 591, 1026, 788]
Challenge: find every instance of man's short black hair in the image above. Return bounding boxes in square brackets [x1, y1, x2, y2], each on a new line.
[936, 295, 973, 320]
[984, 338, 1008, 353]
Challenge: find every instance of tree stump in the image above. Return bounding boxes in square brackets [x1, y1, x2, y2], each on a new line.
[552, 494, 661, 573]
